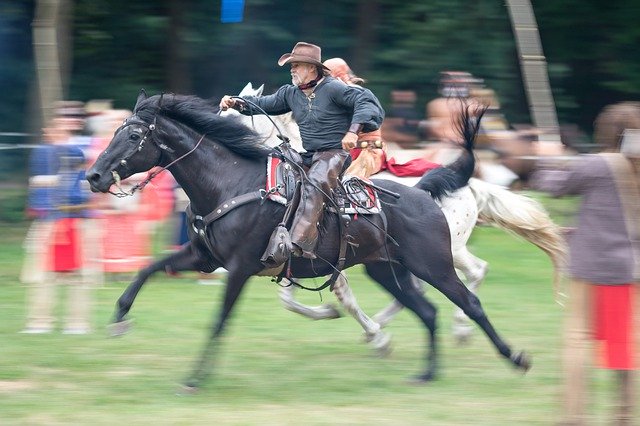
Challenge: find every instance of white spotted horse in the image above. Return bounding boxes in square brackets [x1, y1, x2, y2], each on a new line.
[227, 83, 566, 354]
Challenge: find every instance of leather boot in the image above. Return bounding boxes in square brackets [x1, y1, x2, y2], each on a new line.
[290, 184, 323, 259]
[290, 149, 350, 259]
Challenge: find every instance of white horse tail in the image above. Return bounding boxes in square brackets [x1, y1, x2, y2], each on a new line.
[468, 177, 568, 302]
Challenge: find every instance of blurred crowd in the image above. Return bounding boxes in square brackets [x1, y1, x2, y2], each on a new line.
[377, 70, 571, 188]
[19, 100, 206, 335]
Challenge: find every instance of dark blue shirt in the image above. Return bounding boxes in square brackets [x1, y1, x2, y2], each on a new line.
[242, 76, 384, 152]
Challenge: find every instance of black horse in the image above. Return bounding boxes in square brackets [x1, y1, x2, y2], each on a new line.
[87, 91, 530, 389]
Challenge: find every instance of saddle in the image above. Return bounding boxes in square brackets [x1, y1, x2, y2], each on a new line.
[260, 143, 388, 290]
[265, 152, 382, 215]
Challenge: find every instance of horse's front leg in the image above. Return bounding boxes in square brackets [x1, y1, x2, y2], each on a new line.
[183, 269, 250, 391]
[111, 244, 216, 334]
[278, 281, 342, 319]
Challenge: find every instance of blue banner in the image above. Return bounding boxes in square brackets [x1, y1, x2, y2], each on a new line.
[221, 0, 245, 23]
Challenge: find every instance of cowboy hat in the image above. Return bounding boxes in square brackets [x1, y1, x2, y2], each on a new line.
[278, 42, 330, 70]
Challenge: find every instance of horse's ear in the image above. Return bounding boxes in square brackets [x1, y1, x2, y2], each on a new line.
[256, 84, 264, 96]
[239, 83, 253, 96]
[136, 89, 148, 107]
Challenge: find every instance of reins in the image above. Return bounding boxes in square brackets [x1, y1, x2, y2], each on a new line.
[230, 96, 290, 144]
[110, 119, 208, 198]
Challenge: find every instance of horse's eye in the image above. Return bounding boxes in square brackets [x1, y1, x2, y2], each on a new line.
[129, 133, 140, 142]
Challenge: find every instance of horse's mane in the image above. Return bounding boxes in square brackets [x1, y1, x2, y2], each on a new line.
[136, 94, 272, 160]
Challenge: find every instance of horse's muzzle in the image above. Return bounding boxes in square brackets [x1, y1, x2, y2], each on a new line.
[86, 169, 111, 193]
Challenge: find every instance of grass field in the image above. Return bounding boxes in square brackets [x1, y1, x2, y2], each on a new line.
[0, 210, 625, 425]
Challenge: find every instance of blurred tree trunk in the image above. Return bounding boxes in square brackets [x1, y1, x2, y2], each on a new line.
[352, 0, 380, 76]
[57, 0, 73, 97]
[166, 0, 191, 93]
[32, 0, 64, 125]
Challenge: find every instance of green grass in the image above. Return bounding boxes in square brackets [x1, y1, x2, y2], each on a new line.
[0, 207, 623, 425]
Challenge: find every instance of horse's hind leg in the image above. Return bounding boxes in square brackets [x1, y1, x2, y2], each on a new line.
[365, 263, 439, 382]
[405, 254, 531, 373]
[112, 243, 217, 333]
[452, 247, 488, 343]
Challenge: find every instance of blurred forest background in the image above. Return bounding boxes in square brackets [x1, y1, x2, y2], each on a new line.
[1, 0, 639, 167]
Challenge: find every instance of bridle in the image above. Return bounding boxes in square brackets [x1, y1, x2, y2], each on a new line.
[109, 113, 206, 198]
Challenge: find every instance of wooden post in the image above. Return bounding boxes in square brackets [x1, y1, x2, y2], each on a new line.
[506, 0, 562, 147]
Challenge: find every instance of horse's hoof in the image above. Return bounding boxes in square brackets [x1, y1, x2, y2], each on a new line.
[511, 350, 532, 373]
[108, 319, 133, 337]
[367, 332, 392, 358]
[453, 327, 473, 345]
[454, 333, 472, 345]
[316, 304, 342, 319]
[406, 372, 436, 385]
[177, 383, 199, 396]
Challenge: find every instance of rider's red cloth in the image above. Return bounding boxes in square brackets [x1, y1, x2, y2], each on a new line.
[350, 149, 441, 177]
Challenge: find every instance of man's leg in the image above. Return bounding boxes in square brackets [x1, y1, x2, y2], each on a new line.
[64, 273, 92, 334]
[21, 221, 57, 333]
[64, 219, 94, 334]
[616, 283, 639, 423]
[560, 278, 593, 424]
[290, 149, 349, 258]
[616, 370, 635, 424]
[22, 272, 57, 333]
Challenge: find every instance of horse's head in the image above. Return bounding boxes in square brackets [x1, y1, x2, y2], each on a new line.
[87, 90, 164, 193]
[238, 82, 264, 97]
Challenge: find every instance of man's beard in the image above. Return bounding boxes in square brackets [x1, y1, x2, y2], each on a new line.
[291, 74, 302, 86]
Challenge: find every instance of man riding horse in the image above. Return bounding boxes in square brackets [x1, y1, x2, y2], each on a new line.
[219, 42, 384, 261]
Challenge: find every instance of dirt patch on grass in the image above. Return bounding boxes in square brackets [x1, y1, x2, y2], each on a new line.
[0, 380, 35, 392]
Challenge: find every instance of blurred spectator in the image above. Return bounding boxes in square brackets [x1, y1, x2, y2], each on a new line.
[530, 106, 639, 424]
[172, 184, 190, 250]
[380, 90, 423, 148]
[593, 102, 640, 152]
[88, 109, 174, 280]
[419, 71, 486, 169]
[424, 71, 481, 143]
[20, 101, 97, 334]
[171, 184, 226, 285]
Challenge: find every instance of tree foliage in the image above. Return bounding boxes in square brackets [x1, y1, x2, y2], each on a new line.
[2, 0, 639, 138]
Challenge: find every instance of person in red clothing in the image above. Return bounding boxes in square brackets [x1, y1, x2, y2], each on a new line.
[531, 106, 640, 424]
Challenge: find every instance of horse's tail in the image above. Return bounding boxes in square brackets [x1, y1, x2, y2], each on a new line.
[468, 177, 568, 303]
[414, 103, 487, 200]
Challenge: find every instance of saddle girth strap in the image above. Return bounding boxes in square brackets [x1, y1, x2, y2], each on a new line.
[323, 212, 351, 292]
[187, 190, 266, 254]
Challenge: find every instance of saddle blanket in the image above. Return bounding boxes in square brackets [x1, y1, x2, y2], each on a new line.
[265, 155, 381, 215]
